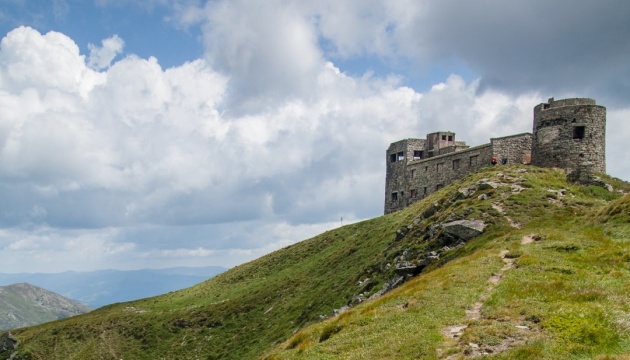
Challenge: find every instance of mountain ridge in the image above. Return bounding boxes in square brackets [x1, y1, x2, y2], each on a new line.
[0, 266, 226, 308]
[0, 283, 91, 331]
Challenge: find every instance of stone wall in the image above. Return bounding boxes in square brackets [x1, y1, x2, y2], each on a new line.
[385, 143, 494, 214]
[384, 139, 427, 213]
[491, 133, 532, 165]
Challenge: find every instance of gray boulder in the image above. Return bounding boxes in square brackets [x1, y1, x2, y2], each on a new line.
[0, 332, 18, 352]
[442, 220, 486, 241]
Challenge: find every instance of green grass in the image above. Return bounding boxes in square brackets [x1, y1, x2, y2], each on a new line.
[5, 166, 630, 360]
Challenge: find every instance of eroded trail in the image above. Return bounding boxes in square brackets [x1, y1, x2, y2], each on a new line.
[440, 234, 538, 358]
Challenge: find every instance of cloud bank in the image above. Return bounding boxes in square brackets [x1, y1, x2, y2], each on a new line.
[1, 0, 629, 273]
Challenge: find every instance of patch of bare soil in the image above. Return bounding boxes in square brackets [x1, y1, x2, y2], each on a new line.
[491, 202, 521, 229]
[520, 234, 540, 245]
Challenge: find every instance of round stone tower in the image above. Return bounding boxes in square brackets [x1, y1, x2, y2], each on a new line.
[531, 97, 606, 174]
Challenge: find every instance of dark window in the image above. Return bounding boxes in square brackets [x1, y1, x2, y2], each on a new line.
[423, 187, 427, 194]
[436, 184, 443, 190]
[397, 151, 404, 161]
[391, 192, 398, 201]
[413, 150, 424, 159]
[543, 103, 550, 109]
[411, 189, 417, 198]
[424, 166, 428, 172]
[453, 159, 460, 170]
[470, 155, 478, 167]
[573, 126, 585, 139]
[441, 135, 447, 141]
[389, 153, 396, 163]
[448, 135, 453, 141]
[411, 169, 416, 178]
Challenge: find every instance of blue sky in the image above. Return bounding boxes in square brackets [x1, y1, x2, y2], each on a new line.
[0, 1, 202, 68]
[1, 0, 629, 273]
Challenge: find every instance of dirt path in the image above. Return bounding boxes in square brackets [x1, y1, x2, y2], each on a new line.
[491, 202, 521, 229]
[443, 250, 515, 341]
[439, 234, 538, 358]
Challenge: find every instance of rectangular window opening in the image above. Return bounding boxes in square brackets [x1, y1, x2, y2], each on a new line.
[397, 151, 405, 161]
[413, 150, 424, 159]
[391, 192, 398, 201]
[469, 155, 479, 167]
[389, 153, 396, 163]
[448, 135, 453, 141]
[423, 187, 427, 195]
[573, 126, 585, 139]
[436, 184, 443, 190]
[411, 189, 417, 198]
[411, 169, 416, 178]
[441, 135, 447, 140]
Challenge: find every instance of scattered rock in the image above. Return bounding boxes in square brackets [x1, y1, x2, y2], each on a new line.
[351, 294, 366, 305]
[478, 180, 501, 190]
[547, 188, 567, 196]
[394, 263, 422, 277]
[333, 306, 350, 316]
[568, 165, 614, 192]
[422, 202, 440, 219]
[395, 227, 408, 241]
[478, 193, 489, 200]
[454, 187, 474, 201]
[0, 332, 18, 352]
[442, 220, 486, 241]
[369, 275, 404, 300]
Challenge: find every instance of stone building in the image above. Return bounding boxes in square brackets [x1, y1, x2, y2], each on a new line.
[384, 97, 606, 214]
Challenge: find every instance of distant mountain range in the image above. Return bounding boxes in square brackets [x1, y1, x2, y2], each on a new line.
[0, 266, 226, 308]
[0, 283, 91, 331]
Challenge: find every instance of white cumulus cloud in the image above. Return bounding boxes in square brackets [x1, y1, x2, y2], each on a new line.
[1, 0, 629, 274]
[87, 34, 124, 70]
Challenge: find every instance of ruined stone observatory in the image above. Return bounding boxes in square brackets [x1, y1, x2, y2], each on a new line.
[384, 97, 606, 214]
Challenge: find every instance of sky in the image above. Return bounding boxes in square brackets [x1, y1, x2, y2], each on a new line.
[0, 0, 629, 273]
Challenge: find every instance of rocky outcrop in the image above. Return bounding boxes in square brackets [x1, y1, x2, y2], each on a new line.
[442, 220, 487, 241]
[0, 332, 18, 357]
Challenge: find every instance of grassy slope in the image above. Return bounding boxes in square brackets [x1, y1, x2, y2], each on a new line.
[5, 166, 630, 360]
[267, 167, 630, 359]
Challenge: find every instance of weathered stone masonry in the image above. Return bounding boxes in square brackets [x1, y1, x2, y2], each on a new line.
[531, 98, 605, 173]
[384, 98, 606, 214]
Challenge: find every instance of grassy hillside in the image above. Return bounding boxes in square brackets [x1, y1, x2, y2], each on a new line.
[3, 166, 630, 360]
